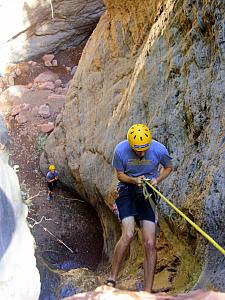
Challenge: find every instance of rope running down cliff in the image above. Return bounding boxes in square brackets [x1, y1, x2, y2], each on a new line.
[142, 179, 225, 256]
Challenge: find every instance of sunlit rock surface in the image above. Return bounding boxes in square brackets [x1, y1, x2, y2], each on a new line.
[42, 0, 225, 291]
[0, 115, 40, 300]
[65, 285, 225, 300]
[0, 0, 105, 68]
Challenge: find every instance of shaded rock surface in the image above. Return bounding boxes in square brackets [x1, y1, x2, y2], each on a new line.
[0, 123, 40, 299]
[0, 0, 105, 69]
[38, 262, 100, 299]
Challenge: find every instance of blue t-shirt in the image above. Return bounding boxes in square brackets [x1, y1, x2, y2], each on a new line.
[112, 139, 172, 187]
[46, 170, 59, 181]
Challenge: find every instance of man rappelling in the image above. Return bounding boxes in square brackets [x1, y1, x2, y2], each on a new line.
[107, 124, 172, 292]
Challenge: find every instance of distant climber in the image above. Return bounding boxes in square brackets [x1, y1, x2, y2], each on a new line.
[46, 165, 59, 201]
[107, 124, 172, 292]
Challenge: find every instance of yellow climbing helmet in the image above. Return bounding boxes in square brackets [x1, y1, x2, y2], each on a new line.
[127, 124, 152, 151]
[49, 165, 56, 171]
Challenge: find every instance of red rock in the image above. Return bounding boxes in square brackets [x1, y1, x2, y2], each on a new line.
[1, 86, 29, 104]
[34, 71, 59, 84]
[52, 59, 58, 66]
[44, 61, 52, 67]
[31, 106, 39, 116]
[48, 93, 66, 100]
[54, 87, 63, 94]
[38, 81, 55, 90]
[15, 114, 27, 124]
[38, 104, 51, 118]
[21, 103, 31, 111]
[27, 83, 33, 89]
[15, 68, 22, 76]
[42, 54, 55, 66]
[55, 79, 62, 87]
[11, 105, 21, 116]
[38, 122, 54, 133]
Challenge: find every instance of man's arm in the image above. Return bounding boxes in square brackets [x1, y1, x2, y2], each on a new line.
[47, 176, 59, 183]
[47, 178, 55, 183]
[151, 160, 172, 186]
[116, 170, 144, 187]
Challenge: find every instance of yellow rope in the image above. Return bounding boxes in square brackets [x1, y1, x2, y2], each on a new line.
[143, 180, 225, 256]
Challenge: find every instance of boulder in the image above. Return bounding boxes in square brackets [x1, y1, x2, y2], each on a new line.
[0, 86, 29, 105]
[20, 103, 31, 111]
[15, 114, 27, 124]
[32, 106, 39, 117]
[38, 81, 55, 90]
[54, 87, 64, 94]
[55, 79, 62, 87]
[38, 104, 51, 118]
[48, 93, 66, 100]
[42, 54, 55, 66]
[38, 122, 54, 133]
[52, 59, 58, 67]
[15, 68, 22, 76]
[11, 105, 22, 117]
[34, 71, 59, 84]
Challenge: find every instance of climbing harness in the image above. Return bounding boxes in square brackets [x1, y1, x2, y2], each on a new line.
[142, 179, 225, 256]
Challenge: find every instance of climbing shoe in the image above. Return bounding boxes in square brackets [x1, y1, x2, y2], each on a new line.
[47, 195, 53, 201]
[106, 279, 116, 288]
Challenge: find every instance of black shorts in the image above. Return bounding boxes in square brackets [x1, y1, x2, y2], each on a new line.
[114, 185, 158, 224]
[47, 180, 57, 191]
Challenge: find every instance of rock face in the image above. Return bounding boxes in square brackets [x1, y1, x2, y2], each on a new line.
[65, 286, 225, 300]
[0, 0, 105, 69]
[0, 120, 40, 299]
[42, 0, 225, 291]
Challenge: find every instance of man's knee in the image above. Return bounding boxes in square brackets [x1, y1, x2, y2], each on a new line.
[144, 238, 156, 252]
[121, 230, 134, 245]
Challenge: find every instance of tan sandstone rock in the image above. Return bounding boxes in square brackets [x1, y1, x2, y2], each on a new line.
[42, 0, 225, 292]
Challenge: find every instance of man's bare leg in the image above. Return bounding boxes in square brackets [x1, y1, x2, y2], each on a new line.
[142, 220, 156, 292]
[108, 216, 135, 283]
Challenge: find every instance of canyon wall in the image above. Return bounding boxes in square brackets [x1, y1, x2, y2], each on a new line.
[42, 0, 225, 290]
[0, 0, 104, 70]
